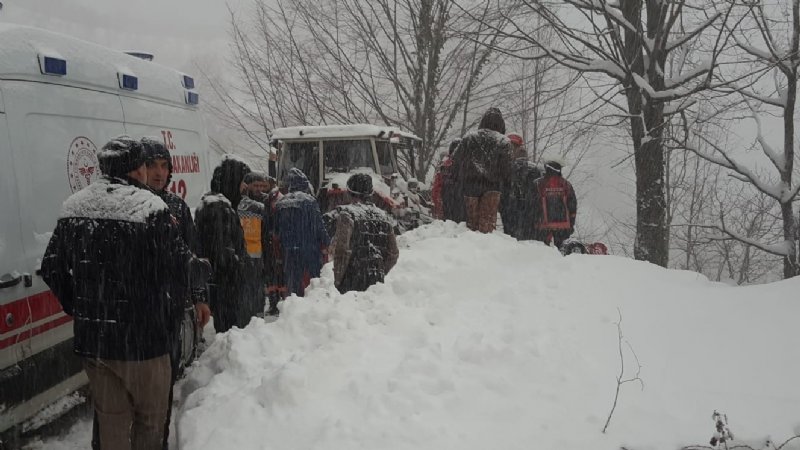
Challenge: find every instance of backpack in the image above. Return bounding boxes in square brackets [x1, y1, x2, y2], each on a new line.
[536, 175, 572, 230]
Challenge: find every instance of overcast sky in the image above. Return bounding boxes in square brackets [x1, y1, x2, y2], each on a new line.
[0, 0, 248, 74]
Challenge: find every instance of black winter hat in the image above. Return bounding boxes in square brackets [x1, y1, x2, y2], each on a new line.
[141, 137, 173, 186]
[243, 171, 269, 184]
[544, 161, 562, 175]
[448, 139, 461, 156]
[347, 173, 373, 197]
[98, 136, 146, 178]
[141, 137, 173, 170]
[478, 107, 506, 134]
[210, 156, 251, 208]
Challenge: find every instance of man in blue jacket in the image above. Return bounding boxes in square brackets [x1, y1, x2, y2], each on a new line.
[275, 168, 330, 296]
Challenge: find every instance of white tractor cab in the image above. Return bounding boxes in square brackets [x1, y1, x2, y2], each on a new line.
[0, 25, 211, 439]
[272, 124, 432, 230]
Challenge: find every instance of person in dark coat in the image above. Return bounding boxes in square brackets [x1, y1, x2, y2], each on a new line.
[533, 159, 577, 249]
[450, 107, 513, 232]
[238, 171, 271, 319]
[262, 181, 285, 315]
[432, 139, 461, 222]
[275, 168, 330, 297]
[500, 133, 542, 240]
[331, 174, 400, 294]
[195, 156, 252, 333]
[41, 136, 210, 450]
[140, 137, 211, 450]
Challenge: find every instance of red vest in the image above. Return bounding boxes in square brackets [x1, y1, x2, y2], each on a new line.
[535, 175, 573, 230]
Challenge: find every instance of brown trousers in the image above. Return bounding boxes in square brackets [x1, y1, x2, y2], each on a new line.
[83, 355, 171, 450]
[464, 191, 501, 233]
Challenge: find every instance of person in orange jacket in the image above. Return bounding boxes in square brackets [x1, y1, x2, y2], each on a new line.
[533, 158, 577, 249]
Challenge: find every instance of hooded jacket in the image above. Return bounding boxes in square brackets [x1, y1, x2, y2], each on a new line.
[194, 157, 251, 331]
[275, 168, 330, 252]
[451, 108, 513, 197]
[332, 202, 399, 293]
[41, 176, 196, 360]
[501, 159, 542, 240]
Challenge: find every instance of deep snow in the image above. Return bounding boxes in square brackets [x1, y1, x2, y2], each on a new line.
[32, 222, 800, 449]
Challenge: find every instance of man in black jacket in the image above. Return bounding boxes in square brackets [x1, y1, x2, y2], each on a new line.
[195, 156, 251, 332]
[141, 137, 210, 450]
[41, 136, 210, 450]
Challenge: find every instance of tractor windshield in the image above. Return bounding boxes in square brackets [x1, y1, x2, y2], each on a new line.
[323, 139, 374, 174]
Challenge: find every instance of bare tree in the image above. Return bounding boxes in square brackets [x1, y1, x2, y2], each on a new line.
[680, 0, 800, 278]
[458, 0, 740, 267]
[209, 0, 513, 182]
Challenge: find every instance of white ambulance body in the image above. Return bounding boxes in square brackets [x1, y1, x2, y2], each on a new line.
[0, 25, 211, 434]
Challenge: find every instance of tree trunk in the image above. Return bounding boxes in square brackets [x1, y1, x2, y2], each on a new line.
[781, 0, 799, 278]
[623, 0, 669, 267]
[631, 110, 669, 267]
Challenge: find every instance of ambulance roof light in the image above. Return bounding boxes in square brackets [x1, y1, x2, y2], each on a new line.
[119, 73, 138, 91]
[39, 56, 66, 76]
[186, 91, 199, 106]
[125, 52, 154, 61]
[182, 75, 195, 89]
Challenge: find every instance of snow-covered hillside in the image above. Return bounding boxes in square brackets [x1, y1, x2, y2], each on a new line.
[173, 222, 799, 450]
[28, 222, 799, 449]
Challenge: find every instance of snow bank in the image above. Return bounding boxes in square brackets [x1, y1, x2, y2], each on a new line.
[178, 222, 800, 450]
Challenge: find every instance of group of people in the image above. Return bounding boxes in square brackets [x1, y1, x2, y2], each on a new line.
[39, 108, 575, 449]
[40, 135, 402, 450]
[431, 107, 578, 248]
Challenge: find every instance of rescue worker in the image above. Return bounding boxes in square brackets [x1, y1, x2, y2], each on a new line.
[195, 156, 252, 332]
[331, 174, 400, 293]
[238, 171, 271, 319]
[533, 159, 577, 249]
[41, 136, 210, 450]
[450, 107, 513, 232]
[275, 168, 330, 297]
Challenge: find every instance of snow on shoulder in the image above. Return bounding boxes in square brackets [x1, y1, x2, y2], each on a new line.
[178, 222, 800, 450]
[61, 177, 167, 223]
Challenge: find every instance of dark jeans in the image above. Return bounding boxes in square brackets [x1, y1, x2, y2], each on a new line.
[283, 249, 322, 297]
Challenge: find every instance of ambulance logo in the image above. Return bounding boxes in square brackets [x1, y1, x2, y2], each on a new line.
[67, 137, 99, 192]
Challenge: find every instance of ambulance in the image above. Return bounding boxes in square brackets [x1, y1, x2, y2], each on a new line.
[0, 25, 211, 438]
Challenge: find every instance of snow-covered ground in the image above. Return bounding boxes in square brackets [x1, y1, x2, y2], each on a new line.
[33, 222, 800, 449]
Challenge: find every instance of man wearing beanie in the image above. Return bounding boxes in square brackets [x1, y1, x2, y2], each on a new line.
[195, 155, 252, 332]
[329, 173, 399, 293]
[450, 107, 513, 232]
[41, 136, 210, 450]
[140, 137, 210, 450]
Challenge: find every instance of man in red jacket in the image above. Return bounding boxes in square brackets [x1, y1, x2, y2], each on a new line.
[533, 159, 577, 249]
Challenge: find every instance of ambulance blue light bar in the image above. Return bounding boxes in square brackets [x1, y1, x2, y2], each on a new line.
[186, 91, 199, 105]
[119, 74, 138, 91]
[182, 75, 195, 89]
[39, 56, 67, 76]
